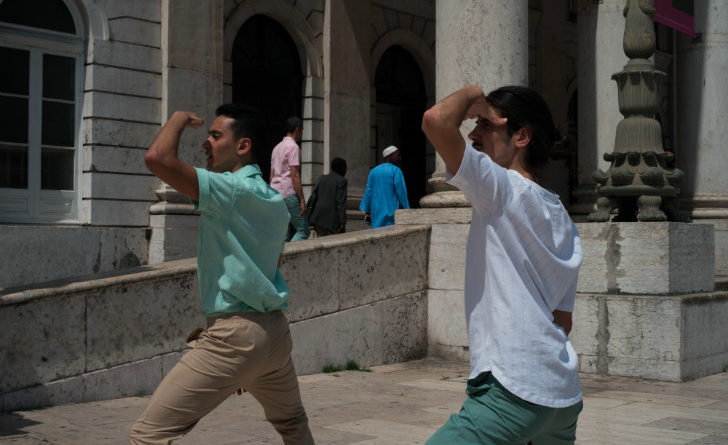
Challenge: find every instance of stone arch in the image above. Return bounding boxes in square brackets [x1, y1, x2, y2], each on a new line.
[224, 0, 322, 78]
[370, 29, 435, 208]
[223, 0, 324, 192]
[371, 29, 435, 104]
[78, 0, 109, 41]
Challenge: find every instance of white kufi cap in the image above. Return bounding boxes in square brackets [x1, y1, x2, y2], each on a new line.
[382, 146, 399, 159]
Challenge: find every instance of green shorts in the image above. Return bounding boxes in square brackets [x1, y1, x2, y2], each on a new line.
[426, 372, 583, 445]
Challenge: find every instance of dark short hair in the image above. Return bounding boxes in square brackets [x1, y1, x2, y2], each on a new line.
[331, 157, 347, 176]
[485, 86, 559, 170]
[285, 116, 303, 134]
[215, 103, 264, 160]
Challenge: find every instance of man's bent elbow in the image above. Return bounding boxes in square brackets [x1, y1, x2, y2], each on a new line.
[421, 108, 439, 135]
[144, 149, 166, 175]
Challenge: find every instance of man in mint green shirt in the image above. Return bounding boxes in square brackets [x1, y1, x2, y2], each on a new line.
[130, 104, 315, 445]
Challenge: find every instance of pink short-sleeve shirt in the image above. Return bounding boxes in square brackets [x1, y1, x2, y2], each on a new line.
[270, 136, 300, 198]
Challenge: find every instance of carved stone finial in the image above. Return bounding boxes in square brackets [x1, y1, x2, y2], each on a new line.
[622, 0, 657, 60]
[588, 0, 685, 222]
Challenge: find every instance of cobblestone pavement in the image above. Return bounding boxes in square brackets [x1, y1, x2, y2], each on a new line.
[1, 359, 727, 444]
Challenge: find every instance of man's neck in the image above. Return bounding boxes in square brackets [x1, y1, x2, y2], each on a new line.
[506, 156, 535, 182]
[230, 158, 255, 173]
[510, 164, 534, 182]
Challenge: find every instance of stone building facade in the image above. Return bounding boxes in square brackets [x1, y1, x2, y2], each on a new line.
[1, 0, 725, 290]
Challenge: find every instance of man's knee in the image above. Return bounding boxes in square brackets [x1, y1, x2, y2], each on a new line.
[128, 422, 154, 445]
[268, 411, 314, 445]
[129, 418, 192, 445]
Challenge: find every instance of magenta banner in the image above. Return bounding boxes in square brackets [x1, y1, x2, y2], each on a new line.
[654, 0, 695, 37]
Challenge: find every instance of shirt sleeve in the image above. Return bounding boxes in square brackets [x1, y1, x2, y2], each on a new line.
[193, 168, 237, 215]
[394, 167, 410, 209]
[337, 178, 347, 226]
[555, 279, 577, 312]
[359, 171, 373, 213]
[287, 142, 300, 167]
[446, 142, 513, 213]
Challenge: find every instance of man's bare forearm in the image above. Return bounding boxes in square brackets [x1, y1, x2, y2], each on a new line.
[423, 85, 483, 133]
[290, 168, 305, 204]
[421, 85, 483, 174]
[552, 310, 573, 335]
[144, 111, 202, 200]
[146, 112, 190, 164]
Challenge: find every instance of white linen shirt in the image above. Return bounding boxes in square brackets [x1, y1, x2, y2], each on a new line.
[447, 142, 583, 408]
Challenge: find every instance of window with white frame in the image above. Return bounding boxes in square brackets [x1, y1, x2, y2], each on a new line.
[0, 0, 84, 223]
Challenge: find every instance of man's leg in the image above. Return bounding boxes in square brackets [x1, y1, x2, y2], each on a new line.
[284, 194, 310, 241]
[313, 225, 334, 237]
[425, 372, 570, 445]
[129, 317, 269, 444]
[530, 401, 582, 445]
[246, 312, 314, 445]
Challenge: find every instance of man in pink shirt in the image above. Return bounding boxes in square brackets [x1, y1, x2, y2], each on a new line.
[270, 117, 309, 241]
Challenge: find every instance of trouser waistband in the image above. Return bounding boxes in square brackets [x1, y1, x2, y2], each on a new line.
[206, 310, 283, 327]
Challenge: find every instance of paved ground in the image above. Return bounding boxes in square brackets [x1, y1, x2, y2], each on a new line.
[1, 358, 727, 444]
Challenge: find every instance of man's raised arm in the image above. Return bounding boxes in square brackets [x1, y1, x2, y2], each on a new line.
[145, 111, 203, 201]
[421, 85, 506, 175]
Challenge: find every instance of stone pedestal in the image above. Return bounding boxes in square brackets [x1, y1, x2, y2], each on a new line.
[396, 208, 471, 360]
[578, 222, 714, 294]
[571, 221, 726, 381]
[572, 291, 728, 382]
[397, 209, 726, 381]
[148, 185, 199, 264]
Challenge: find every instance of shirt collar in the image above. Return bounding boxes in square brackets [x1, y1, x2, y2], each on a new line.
[233, 163, 262, 179]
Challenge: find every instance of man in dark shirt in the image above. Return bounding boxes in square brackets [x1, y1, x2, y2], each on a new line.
[308, 157, 347, 236]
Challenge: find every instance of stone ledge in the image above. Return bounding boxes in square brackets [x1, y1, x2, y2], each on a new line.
[282, 224, 430, 256]
[396, 207, 472, 225]
[572, 290, 728, 381]
[1, 225, 430, 410]
[0, 259, 196, 306]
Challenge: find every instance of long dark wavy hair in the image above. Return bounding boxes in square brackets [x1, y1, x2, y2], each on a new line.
[485, 86, 560, 171]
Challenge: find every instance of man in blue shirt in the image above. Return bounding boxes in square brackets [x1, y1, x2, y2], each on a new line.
[130, 104, 314, 445]
[359, 146, 410, 227]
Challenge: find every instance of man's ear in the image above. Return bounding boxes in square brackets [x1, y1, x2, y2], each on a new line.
[236, 138, 252, 155]
[513, 127, 532, 149]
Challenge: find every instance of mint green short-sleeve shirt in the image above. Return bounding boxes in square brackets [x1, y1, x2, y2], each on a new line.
[194, 164, 291, 317]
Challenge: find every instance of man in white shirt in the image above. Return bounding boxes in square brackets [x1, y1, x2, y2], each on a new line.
[421, 84, 584, 445]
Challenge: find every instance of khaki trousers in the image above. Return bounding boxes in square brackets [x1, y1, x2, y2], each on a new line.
[129, 311, 314, 445]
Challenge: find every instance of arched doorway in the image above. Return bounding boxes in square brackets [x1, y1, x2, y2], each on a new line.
[374, 45, 427, 208]
[232, 14, 303, 181]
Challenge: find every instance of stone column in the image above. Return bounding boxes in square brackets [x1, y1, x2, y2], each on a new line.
[571, 0, 629, 217]
[149, 0, 224, 263]
[422, 0, 528, 207]
[323, 0, 371, 201]
[400, 0, 529, 360]
[676, 0, 728, 274]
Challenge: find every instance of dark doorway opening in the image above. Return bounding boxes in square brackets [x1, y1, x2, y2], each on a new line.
[232, 14, 303, 181]
[374, 45, 427, 208]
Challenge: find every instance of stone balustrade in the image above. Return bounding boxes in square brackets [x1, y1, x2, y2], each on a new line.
[0, 225, 430, 412]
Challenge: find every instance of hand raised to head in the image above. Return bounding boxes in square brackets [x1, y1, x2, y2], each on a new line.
[185, 112, 205, 128]
[463, 88, 507, 127]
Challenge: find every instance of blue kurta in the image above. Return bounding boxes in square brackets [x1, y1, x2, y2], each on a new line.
[359, 162, 410, 228]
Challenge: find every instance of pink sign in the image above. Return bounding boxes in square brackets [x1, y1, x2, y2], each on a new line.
[654, 0, 695, 37]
